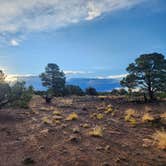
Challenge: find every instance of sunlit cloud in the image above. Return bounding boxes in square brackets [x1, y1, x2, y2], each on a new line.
[0, 0, 147, 45]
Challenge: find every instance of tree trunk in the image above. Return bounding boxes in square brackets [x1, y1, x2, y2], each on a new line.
[148, 89, 155, 101]
[143, 93, 148, 103]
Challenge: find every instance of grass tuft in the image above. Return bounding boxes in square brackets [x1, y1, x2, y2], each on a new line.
[152, 130, 166, 150]
[104, 105, 114, 114]
[160, 113, 166, 120]
[125, 108, 137, 125]
[142, 113, 154, 123]
[66, 112, 78, 121]
[96, 113, 104, 120]
[89, 126, 103, 137]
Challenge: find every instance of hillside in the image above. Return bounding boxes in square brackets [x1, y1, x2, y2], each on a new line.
[0, 96, 166, 165]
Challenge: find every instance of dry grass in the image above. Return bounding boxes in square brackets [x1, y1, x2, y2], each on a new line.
[104, 104, 114, 114]
[96, 113, 104, 120]
[58, 98, 73, 106]
[90, 113, 97, 119]
[124, 108, 137, 125]
[125, 109, 136, 116]
[40, 106, 54, 111]
[152, 130, 166, 150]
[53, 110, 62, 116]
[31, 109, 39, 115]
[42, 117, 52, 125]
[89, 126, 103, 137]
[142, 113, 154, 122]
[160, 113, 166, 120]
[144, 106, 151, 112]
[82, 123, 90, 128]
[66, 112, 78, 121]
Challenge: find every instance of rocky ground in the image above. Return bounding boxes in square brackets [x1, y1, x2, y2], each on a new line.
[0, 96, 166, 166]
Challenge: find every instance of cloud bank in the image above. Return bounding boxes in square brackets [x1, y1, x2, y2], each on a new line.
[0, 0, 146, 45]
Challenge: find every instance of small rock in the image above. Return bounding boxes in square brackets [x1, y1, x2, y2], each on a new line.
[82, 107, 87, 111]
[39, 146, 45, 150]
[96, 146, 103, 151]
[102, 162, 110, 166]
[69, 135, 81, 143]
[105, 145, 110, 151]
[40, 129, 49, 136]
[72, 127, 80, 133]
[142, 139, 152, 148]
[23, 157, 35, 165]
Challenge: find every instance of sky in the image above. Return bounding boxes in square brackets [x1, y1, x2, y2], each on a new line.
[0, 0, 166, 79]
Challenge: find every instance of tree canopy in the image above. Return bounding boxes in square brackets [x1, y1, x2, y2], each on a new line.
[121, 53, 166, 101]
[40, 63, 66, 96]
[0, 70, 6, 83]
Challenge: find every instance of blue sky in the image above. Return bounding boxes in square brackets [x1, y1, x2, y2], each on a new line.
[0, 0, 166, 78]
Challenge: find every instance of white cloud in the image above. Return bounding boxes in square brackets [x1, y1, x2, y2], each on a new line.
[97, 74, 127, 79]
[64, 70, 92, 75]
[86, 1, 101, 20]
[107, 74, 127, 79]
[10, 39, 19, 46]
[0, 0, 146, 44]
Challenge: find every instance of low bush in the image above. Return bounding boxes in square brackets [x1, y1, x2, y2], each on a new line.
[9, 82, 33, 108]
[85, 87, 98, 96]
[65, 85, 84, 96]
[0, 83, 11, 107]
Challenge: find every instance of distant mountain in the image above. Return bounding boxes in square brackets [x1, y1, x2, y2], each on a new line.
[16, 76, 121, 92]
[67, 78, 120, 92]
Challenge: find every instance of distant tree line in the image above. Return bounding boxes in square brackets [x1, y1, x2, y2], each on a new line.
[0, 52, 165, 107]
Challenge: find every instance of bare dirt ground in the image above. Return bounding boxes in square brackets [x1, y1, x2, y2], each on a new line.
[0, 96, 166, 166]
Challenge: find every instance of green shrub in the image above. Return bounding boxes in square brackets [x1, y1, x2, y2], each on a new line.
[10, 82, 33, 108]
[0, 83, 11, 107]
[65, 85, 84, 96]
[86, 87, 98, 96]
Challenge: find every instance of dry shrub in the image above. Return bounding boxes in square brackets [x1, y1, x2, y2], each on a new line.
[142, 113, 154, 123]
[89, 126, 103, 137]
[152, 130, 166, 150]
[66, 112, 78, 121]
